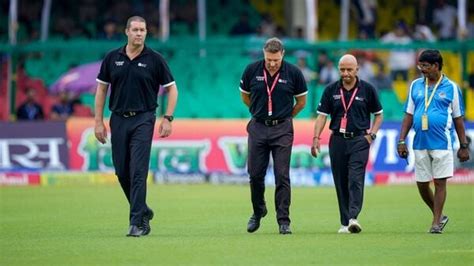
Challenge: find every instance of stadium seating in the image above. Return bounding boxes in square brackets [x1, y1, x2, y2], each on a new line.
[378, 89, 404, 121]
[1, 1, 473, 122]
[207, 0, 261, 36]
[13, 39, 470, 121]
[72, 104, 93, 117]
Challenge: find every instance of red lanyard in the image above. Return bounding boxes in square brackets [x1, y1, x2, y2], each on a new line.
[263, 70, 280, 116]
[340, 87, 358, 118]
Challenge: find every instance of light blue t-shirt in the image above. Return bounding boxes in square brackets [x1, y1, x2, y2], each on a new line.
[404, 75, 464, 150]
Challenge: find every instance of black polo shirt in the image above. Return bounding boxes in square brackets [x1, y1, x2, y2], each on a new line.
[97, 45, 175, 114]
[317, 78, 383, 132]
[239, 60, 308, 120]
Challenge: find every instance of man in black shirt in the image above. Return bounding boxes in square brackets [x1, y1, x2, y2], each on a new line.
[94, 16, 178, 237]
[16, 88, 44, 120]
[240, 37, 307, 234]
[311, 54, 383, 234]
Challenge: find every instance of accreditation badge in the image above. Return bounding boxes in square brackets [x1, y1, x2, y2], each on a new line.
[339, 117, 347, 133]
[421, 114, 428, 131]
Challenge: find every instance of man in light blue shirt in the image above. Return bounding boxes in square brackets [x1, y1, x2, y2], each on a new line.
[397, 49, 470, 233]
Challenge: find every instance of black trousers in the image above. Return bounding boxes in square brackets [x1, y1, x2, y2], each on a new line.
[110, 111, 155, 226]
[329, 134, 370, 226]
[247, 118, 293, 225]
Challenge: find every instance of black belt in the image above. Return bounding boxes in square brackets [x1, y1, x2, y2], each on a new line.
[332, 130, 367, 139]
[255, 118, 287, 127]
[120, 111, 138, 118]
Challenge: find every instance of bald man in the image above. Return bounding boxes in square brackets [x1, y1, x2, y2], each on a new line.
[311, 54, 383, 234]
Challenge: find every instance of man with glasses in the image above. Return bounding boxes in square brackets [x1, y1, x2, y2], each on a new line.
[397, 49, 470, 233]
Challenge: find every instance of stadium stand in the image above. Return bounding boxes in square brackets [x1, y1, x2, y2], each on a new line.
[0, 59, 7, 120]
[10, 40, 472, 120]
[1, 0, 472, 121]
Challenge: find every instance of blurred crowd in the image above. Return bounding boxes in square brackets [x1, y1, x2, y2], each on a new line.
[1, 0, 473, 121]
[354, 0, 474, 42]
[10, 63, 93, 121]
[295, 49, 394, 89]
[1, 0, 472, 43]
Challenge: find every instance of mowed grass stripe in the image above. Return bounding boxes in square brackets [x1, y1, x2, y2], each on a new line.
[1, 184, 473, 265]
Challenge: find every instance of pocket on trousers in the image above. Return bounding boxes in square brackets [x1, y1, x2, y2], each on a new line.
[109, 113, 115, 130]
[246, 119, 253, 134]
[358, 136, 370, 151]
[363, 135, 370, 146]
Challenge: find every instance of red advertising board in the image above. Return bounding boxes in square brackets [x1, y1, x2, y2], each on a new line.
[0, 172, 40, 186]
[1, 118, 472, 186]
[66, 118, 330, 173]
[65, 118, 474, 185]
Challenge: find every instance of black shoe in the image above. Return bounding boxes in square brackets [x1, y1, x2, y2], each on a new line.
[247, 208, 267, 233]
[279, 224, 292, 235]
[142, 209, 154, 235]
[126, 225, 145, 237]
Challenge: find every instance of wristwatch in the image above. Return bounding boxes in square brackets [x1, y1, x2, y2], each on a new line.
[460, 143, 469, 149]
[369, 133, 377, 141]
[163, 115, 174, 122]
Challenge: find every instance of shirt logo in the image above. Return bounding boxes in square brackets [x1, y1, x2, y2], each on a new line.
[278, 79, 287, 84]
[115, 61, 124, 66]
[438, 92, 446, 98]
[256, 76, 264, 81]
[355, 96, 364, 101]
[138, 62, 147, 68]
[333, 95, 341, 100]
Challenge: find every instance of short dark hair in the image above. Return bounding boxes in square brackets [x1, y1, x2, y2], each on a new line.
[418, 49, 443, 70]
[126, 16, 146, 29]
[263, 37, 284, 53]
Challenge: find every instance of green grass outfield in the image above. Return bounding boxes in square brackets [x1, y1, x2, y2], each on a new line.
[1, 184, 473, 265]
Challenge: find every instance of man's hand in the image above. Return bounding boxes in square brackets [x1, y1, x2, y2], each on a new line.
[457, 147, 470, 162]
[397, 143, 409, 158]
[159, 119, 172, 138]
[94, 121, 107, 144]
[311, 138, 320, 158]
